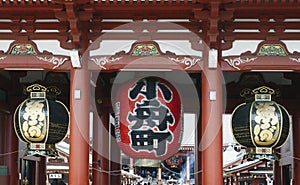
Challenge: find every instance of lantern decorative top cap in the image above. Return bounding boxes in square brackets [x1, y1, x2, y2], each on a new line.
[25, 84, 47, 99]
[240, 86, 280, 102]
[25, 84, 47, 93]
[23, 84, 61, 100]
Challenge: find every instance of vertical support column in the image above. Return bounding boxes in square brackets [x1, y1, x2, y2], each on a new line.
[225, 177, 229, 185]
[157, 168, 162, 185]
[201, 48, 223, 185]
[69, 63, 90, 185]
[110, 124, 121, 185]
[22, 160, 35, 185]
[38, 157, 46, 185]
[92, 81, 109, 185]
[293, 115, 300, 185]
[35, 161, 39, 185]
[92, 115, 101, 185]
[4, 114, 19, 185]
[273, 159, 281, 185]
[100, 110, 109, 185]
[129, 158, 134, 173]
[93, 114, 110, 185]
[92, 114, 108, 185]
[230, 176, 233, 185]
[186, 156, 190, 185]
[195, 115, 202, 185]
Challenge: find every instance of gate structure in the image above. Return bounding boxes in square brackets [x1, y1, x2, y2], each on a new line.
[0, 1, 300, 185]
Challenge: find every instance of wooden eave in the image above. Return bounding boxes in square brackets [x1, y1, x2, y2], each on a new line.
[0, 40, 72, 70]
[0, 1, 300, 50]
[88, 41, 203, 72]
[220, 2, 300, 46]
[89, 55, 203, 72]
[0, 55, 72, 70]
[221, 40, 300, 71]
[222, 55, 300, 71]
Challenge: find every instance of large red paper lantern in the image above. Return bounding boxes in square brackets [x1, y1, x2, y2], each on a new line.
[114, 76, 183, 160]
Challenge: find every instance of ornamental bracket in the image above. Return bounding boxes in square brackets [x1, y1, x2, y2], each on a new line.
[193, 1, 233, 48]
[53, 0, 93, 49]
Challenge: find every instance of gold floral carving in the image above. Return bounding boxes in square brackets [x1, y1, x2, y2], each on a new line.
[253, 102, 279, 146]
[22, 100, 47, 142]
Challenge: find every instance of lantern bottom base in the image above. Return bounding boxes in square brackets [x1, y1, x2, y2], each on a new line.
[244, 152, 277, 161]
[26, 144, 58, 157]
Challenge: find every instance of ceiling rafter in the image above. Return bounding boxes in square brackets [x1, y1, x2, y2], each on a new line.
[0, 1, 300, 51]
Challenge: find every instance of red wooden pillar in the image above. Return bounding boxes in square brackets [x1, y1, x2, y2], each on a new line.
[110, 129, 121, 185]
[100, 110, 110, 185]
[38, 157, 46, 185]
[92, 117, 101, 185]
[92, 77, 110, 185]
[92, 110, 109, 185]
[201, 48, 223, 185]
[69, 64, 90, 185]
[195, 115, 202, 185]
[4, 114, 19, 185]
[273, 158, 281, 185]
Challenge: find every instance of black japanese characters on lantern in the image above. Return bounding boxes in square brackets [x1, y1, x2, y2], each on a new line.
[115, 77, 183, 160]
[14, 84, 69, 156]
[231, 86, 290, 160]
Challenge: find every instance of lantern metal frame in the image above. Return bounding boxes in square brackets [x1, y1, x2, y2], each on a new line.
[14, 84, 70, 157]
[231, 86, 291, 161]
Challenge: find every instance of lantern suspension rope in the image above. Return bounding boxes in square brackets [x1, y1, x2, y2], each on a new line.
[90, 167, 122, 176]
[91, 160, 123, 174]
[0, 148, 26, 156]
[160, 162, 202, 175]
[276, 152, 300, 161]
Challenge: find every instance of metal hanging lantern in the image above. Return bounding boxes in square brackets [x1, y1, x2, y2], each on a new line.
[114, 76, 183, 160]
[231, 86, 290, 160]
[14, 84, 69, 156]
